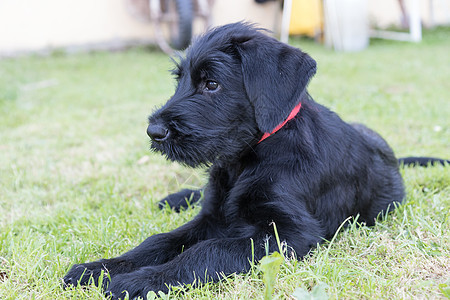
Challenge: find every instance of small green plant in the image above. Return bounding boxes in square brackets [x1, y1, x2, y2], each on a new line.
[292, 283, 329, 300]
[146, 290, 169, 300]
[259, 251, 284, 300]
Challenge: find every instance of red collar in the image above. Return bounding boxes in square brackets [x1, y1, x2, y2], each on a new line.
[258, 102, 302, 143]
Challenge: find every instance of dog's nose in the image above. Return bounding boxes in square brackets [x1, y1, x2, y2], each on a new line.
[147, 124, 169, 142]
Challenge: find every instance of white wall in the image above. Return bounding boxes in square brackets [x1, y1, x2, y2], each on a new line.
[212, 0, 280, 29]
[0, 0, 156, 56]
[0, 0, 280, 56]
[369, 0, 450, 28]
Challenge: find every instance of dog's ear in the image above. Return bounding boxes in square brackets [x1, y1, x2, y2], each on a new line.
[234, 35, 316, 133]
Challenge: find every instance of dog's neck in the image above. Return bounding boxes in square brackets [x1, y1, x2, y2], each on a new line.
[258, 102, 302, 144]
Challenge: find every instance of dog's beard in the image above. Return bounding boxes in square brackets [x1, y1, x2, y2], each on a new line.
[149, 127, 227, 167]
[150, 128, 256, 168]
[150, 139, 214, 168]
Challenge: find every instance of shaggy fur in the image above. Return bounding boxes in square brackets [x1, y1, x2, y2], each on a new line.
[63, 23, 447, 299]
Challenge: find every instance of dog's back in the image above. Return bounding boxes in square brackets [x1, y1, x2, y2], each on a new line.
[229, 95, 405, 246]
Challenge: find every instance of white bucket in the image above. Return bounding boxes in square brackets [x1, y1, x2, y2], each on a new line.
[324, 0, 369, 51]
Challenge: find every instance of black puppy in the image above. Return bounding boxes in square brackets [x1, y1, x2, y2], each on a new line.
[64, 23, 448, 299]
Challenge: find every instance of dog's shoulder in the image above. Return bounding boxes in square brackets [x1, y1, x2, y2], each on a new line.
[254, 99, 358, 161]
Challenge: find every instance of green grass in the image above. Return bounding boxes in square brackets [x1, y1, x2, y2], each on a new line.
[1, 27, 449, 299]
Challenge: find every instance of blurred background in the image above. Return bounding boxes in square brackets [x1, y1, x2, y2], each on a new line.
[1, 0, 449, 56]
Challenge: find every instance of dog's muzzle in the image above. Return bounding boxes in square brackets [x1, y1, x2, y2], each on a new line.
[147, 124, 169, 142]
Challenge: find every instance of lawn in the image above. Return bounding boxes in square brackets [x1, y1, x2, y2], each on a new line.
[0, 27, 449, 299]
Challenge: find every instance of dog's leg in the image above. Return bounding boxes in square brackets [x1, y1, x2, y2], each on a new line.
[104, 233, 273, 299]
[63, 215, 214, 290]
[158, 188, 203, 211]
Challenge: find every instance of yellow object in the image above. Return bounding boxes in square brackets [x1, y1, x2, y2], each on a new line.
[289, 0, 323, 37]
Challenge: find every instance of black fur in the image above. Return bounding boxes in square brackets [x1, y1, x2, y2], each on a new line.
[63, 23, 447, 299]
[158, 188, 202, 211]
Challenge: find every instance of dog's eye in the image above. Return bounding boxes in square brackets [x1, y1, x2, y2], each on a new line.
[205, 80, 219, 91]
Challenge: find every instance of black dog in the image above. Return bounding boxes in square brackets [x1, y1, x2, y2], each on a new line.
[63, 22, 448, 299]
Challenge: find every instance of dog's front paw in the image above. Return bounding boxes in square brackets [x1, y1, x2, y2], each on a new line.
[63, 261, 110, 289]
[105, 269, 168, 300]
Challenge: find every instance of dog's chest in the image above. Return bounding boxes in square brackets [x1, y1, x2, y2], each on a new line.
[204, 162, 269, 227]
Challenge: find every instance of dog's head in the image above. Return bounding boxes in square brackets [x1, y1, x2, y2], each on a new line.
[147, 22, 316, 167]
